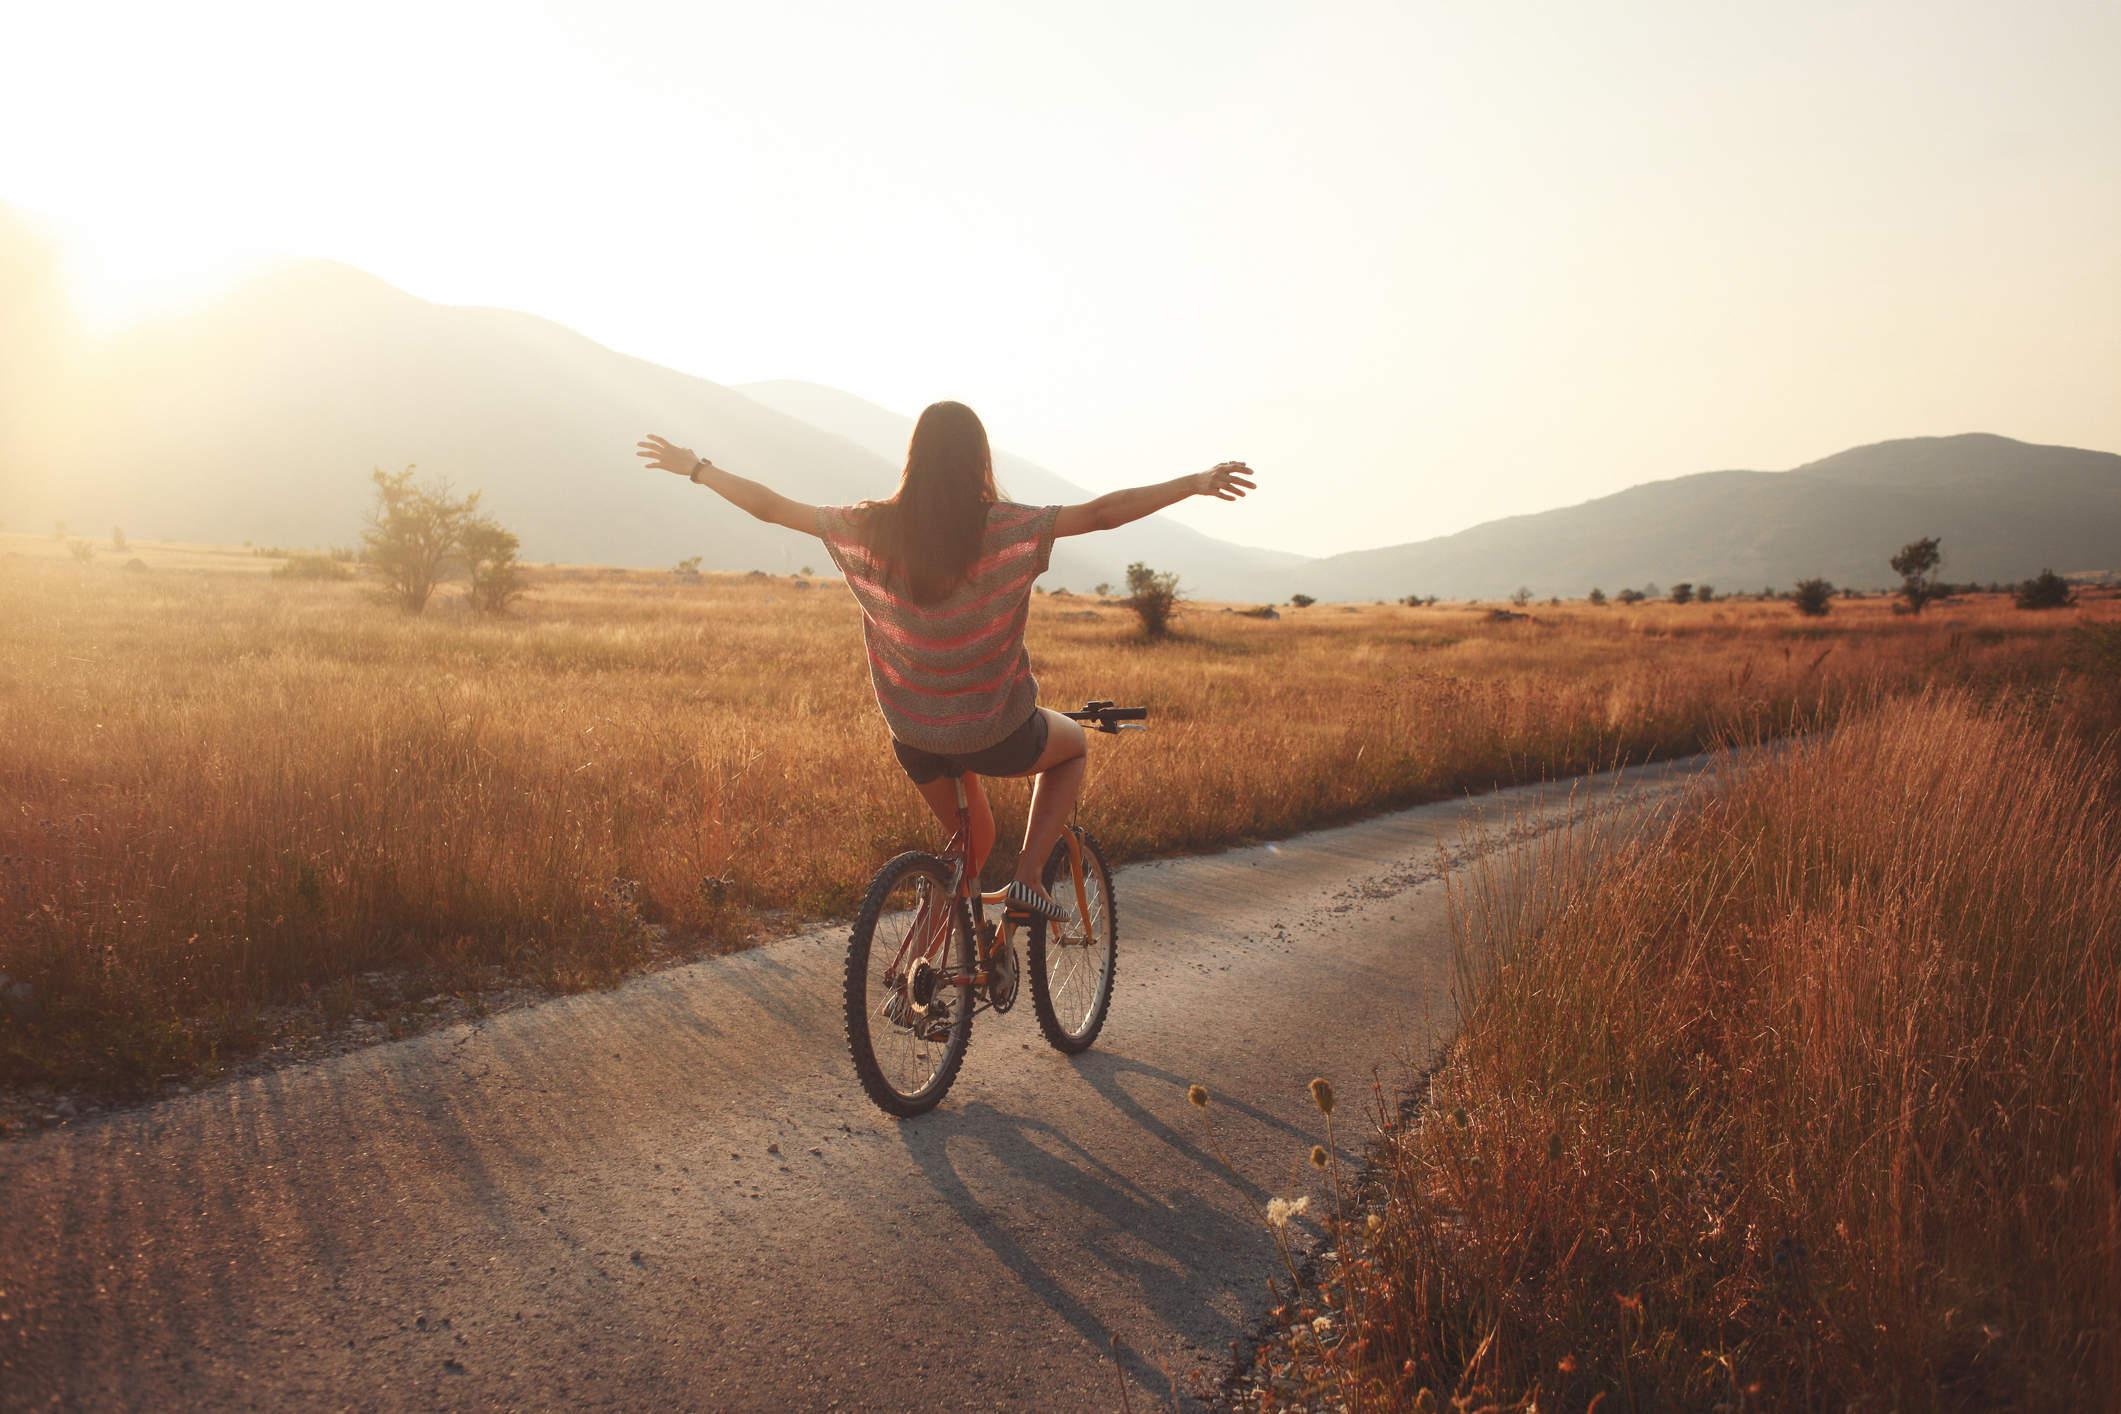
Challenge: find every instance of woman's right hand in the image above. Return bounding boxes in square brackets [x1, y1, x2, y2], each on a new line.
[637, 434, 702, 478]
[1194, 462, 1256, 501]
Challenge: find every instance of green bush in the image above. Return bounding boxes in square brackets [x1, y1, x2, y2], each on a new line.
[2014, 569, 2075, 611]
[1792, 577, 1835, 617]
[463, 518, 524, 615]
[1125, 562, 1181, 638]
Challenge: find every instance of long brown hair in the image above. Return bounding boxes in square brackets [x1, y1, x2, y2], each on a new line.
[857, 400, 1000, 604]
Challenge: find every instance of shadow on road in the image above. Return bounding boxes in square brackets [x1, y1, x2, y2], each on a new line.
[894, 1050, 1340, 1410]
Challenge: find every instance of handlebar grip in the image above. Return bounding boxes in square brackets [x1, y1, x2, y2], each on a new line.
[1061, 702, 1150, 733]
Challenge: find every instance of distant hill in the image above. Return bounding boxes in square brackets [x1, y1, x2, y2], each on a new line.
[0, 217, 1288, 593]
[1268, 434, 2121, 602]
[3, 255, 915, 571]
[6, 199, 2115, 601]
[739, 379, 1306, 597]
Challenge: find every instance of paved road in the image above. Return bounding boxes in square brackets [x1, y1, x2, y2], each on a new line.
[1, 758, 1709, 1412]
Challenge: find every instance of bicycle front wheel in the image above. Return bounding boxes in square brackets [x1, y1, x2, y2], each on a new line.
[845, 851, 975, 1116]
[1029, 827, 1117, 1053]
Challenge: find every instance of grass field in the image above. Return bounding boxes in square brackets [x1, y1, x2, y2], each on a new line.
[1257, 688, 2120, 1411]
[3, 531, 2115, 1097]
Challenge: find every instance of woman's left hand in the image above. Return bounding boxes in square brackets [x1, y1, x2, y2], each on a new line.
[637, 434, 701, 477]
[1194, 462, 1255, 501]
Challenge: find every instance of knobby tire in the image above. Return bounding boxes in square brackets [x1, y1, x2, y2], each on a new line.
[844, 852, 975, 1116]
[1028, 828, 1118, 1054]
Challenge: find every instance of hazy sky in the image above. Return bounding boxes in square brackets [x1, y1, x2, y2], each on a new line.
[6, 0, 2117, 557]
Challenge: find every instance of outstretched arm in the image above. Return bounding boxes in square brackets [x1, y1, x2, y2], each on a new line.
[1054, 462, 1254, 538]
[636, 434, 818, 536]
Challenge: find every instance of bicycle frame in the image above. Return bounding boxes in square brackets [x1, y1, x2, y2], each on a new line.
[882, 776, 1094, 996]
[880, 700, 1140, 1001]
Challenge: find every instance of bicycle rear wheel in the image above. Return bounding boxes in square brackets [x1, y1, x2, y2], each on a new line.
[1029, 827, 1117, 1053]
[845, 852, 975, 1116]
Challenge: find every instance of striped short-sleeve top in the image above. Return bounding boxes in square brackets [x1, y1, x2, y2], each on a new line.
[814, 501, 1062, 755]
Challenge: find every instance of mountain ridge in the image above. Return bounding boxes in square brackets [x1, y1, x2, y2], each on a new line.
[1273, 433, 2121, 601]
[5, 202, 2116, 600]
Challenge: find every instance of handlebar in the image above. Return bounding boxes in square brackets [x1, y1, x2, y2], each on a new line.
[1063, 700, 1149, 735]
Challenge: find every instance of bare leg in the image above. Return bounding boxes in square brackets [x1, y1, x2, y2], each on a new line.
[914, 771, 993, 878]
[1008, 710, 1088, 892]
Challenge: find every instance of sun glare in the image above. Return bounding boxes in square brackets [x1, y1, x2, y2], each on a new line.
[56, 219, 283, 336]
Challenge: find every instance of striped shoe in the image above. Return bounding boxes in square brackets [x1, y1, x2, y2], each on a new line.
[1003, 880, 1070, 921]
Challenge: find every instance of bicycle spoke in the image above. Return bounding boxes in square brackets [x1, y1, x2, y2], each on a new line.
[846, 854, 973, 1114]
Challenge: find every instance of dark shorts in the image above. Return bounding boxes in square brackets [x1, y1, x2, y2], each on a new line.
[892, 709, 1050, 785]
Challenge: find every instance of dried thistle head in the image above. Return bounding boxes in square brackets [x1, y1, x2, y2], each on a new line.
[1310, 1144, 1330, 1170]
[1187, 1083, 1209, 1110]
[1309, 1077, 1335, 1115]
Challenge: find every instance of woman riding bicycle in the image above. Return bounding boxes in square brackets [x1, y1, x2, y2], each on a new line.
[637, 401, 1253, 917]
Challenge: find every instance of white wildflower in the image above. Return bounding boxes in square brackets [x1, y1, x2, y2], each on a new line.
[1265, 1195, 1310, 1230]
[1312, 1315, 1333, 1335]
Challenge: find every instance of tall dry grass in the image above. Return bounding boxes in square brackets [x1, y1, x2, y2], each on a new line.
[1322, 692, 2120, 1410]
[2, 541, 2112, 1094]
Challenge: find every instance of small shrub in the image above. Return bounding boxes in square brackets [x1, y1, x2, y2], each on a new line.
[1587, 588, 1607, 606]
[1792, 577, 1834, 617]
[1124, 561, 1180, 638]
[272, 555, 354, 582]
[111, 526, 127, 553]
[1891, 535, 1943, 613]
[1616, 588, 1645, 606]
[673, 556, 702, 576]
[2015, 568, 2075, 610]
[1697, 583, 1715, 603]
[1510, 586, 1531, 608]
[1093, 582, 1111, 598]
[462, 518, 524, 615]
[67, 538, 95, 563]
[362, 465, 481, 614]
[1290, 593, 1316, 610]
[1670, 582, 1694, 604]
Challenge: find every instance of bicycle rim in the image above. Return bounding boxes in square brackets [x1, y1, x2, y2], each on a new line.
[845, 852, 974, 1116]
[1030, 829, 1117, 1053]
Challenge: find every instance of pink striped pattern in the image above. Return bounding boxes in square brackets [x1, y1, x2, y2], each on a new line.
[814, 501, 1061, 756]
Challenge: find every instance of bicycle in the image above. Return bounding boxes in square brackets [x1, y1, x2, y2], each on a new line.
[843, 701, 1146, 1117]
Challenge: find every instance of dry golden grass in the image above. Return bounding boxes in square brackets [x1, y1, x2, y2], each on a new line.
[1304, 692, 2120, 1411]
[3, 534, 2114, 1094]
